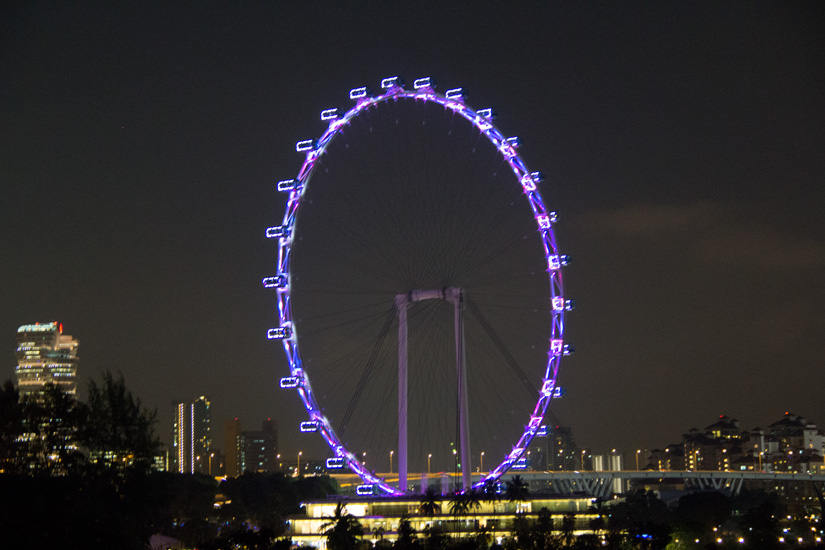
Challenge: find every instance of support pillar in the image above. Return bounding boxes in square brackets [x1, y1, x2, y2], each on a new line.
[446, 288, 472, 491]
[396, 294, 409, 494]
[395, 288, 471, 493]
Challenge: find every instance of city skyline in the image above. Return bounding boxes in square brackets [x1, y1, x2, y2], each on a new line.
[2, 3, 823, 464]
[8, 321, 825, 471]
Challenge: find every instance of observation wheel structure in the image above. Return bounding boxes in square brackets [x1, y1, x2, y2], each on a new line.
[265, 76, 572, 496]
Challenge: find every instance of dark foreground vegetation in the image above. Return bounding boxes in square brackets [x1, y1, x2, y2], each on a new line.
[0, 469, 337, 549]
[0, 373, 337, 549]
[1, 375, 822, 549]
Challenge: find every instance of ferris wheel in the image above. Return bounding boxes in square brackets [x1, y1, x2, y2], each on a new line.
[265, 76, 572, 496]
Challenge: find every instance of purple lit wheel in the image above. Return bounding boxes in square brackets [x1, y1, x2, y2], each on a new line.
[266, 77, 569, 495]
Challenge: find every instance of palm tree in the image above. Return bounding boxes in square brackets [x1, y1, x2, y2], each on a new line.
[505, 475, 529, 511]
[463, 487, 481, 515]
[463, 488, 482, 538]
[534, 507, 555, 550]
[474, 526, 493, 550]
[587, 498, 607, 536]
[423, 523, 449, 550]
[448, 488, 481, 538]
[373, 524, 392, 549]
[419, 487, 442, 517]
[508, 511, 533, 550]
[448, 491, 469, 539]
[560, 512, 576, 547]
[448, 491, 469, 517]
[396, 514, 417, 550]
[320, 501, 363, 550]
[482, 479, 501, 515]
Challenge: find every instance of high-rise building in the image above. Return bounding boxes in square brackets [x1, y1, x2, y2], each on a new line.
[224, 418, 242, 477]
[193, 396, 211, 466]
[240, 419, 279, 474]
[12, 322, 80, 473]
[224, 418, 279, 476]
[15, 322, 78, 396]
[171, 396, 211, 474]
[547, 425, 578, 471]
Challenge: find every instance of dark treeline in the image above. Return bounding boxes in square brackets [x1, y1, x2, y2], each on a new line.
[0, 373, 339, 549]
[0, 372, 160, 476]
[1, 375, 819, 549]
[0, 468, 338, 549]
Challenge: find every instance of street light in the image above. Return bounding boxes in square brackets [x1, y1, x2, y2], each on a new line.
[480, 452, 485, 474]
[428, 453, 432, 474]
[297, 451, 302, 476]
[390, 450, 394, 474]
[636, 450, 641, 471]
[209, 452, 214, 476]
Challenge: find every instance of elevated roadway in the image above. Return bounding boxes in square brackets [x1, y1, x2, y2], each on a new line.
[330, 470, 825, 498]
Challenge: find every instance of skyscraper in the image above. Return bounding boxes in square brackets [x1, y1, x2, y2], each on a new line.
[224, 418, 279, 476]
[239, 419, 279, 474]
[171, 396, 211, 473]
[547, 425, 578, 471]
[224, 418, 242, 477]
[15, 322, 79, 396]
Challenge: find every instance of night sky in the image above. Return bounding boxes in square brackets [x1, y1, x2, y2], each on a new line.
[2, 2, 824, 469]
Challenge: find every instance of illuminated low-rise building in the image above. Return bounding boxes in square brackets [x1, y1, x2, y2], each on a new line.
[288, 494, 601, 549]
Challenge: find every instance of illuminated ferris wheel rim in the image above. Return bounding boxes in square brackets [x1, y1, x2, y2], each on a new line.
[265, 76, 571, 496]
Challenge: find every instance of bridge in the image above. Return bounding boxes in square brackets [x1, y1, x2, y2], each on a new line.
[330, 470, 825, 499]
[516, 470, 825, 499]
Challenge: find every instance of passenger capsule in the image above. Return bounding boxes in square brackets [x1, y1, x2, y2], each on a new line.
[413, 77, 435, 90]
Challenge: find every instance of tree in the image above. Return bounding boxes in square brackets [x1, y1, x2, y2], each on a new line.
[220, 471, 294, 532]
[534, 507, 557, 550]
[737, 491, 782, 550]
[448, 491, 468, 517]
[474, 526, 494, 550]
[607, 490, 671, 550]
[586, 499, 606, 536]
[672, 491, 731, 547]
[374, 524, 393, 550]
[81, 371, 160, 473]
[482, 479, 501, 515]
[321, 501, 363, 550]
[294, 473, 340, 501]
[133, 472, 219, 546]
[422, 524, 448, 550]
[419, 486, 442, 517]
[508, 511, 533, 550]
[15, 383, 87, 475]
[560, 513, 576, 547]
[449, 488, 481, 516]
[0, 380, 24, 471]
[505, 475, 529, 510]
[395, 513, 418, 550]
[463, 487, 481, 514]
[448, 488, 481, 538]
[571, 535, 600, 550]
